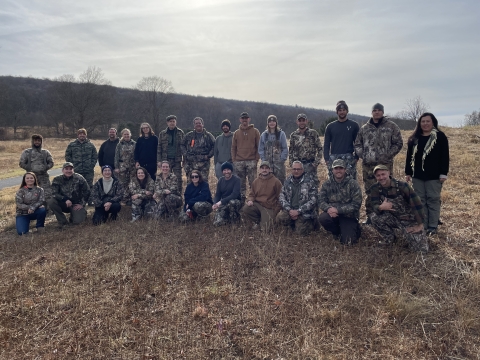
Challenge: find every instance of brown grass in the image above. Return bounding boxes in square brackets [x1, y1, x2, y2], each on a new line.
[0, 127, 479, 359]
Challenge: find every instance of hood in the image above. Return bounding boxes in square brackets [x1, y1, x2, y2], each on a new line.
[239, 123, 255, 131]
[31, 135, 43, 149]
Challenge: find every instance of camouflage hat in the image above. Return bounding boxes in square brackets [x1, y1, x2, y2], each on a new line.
[332, 159, 346, 168]
[373, 164, 390, 173]
[259, 160, 271, 169]
[166, 115, 177, 121]
[63, 162, 74, 169]
[372, 103, 384, 112]
[297, 113, 307, 120]
[221, 119, 231, 129]
[240, 112, 250, 118]
[267, 115, 277, 123]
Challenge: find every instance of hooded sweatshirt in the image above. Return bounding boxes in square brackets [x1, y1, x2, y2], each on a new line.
[231, 124, 260, 162]
[247, 173, 282, 210]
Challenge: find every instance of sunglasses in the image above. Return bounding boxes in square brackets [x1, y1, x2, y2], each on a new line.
[292, 168, 303, 171]
[190, 175, 199, 179]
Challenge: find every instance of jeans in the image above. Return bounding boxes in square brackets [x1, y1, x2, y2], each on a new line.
[16, 207, 47, 235]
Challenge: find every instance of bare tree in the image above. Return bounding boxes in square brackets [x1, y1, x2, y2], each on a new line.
[395, 96, 430, 122]
[135, 76, 175, 134]
[48, 66, 116, 134]
[464, 109, 480, 126]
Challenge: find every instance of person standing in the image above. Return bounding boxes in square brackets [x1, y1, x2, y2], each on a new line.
[231, 112, 260, 202]
[318, 159, 362, 245]
[48, 162, 90, 228]
[181, 117, 215, 182]
[19, 134, 54, 203]
[135, 122, 159, 180]
[65, 128, 98, 190]
[212, 162, 242, 226]
[214, 119, 233, 179]
[405, 113, 449, 235]
[157, 115, 185, 191]
[323, 101, 359, 179]
[258, 115, 288, 184]
[289, 114, 323, 185]
[114, 129, 136, 201]
[98, 128, 119, 170]
[242, 161, 282, 232]
[367, 165, 429, 253]
[276, 161, 318, 235]
[90, 165, 123, 225]
[354, 103, 403, 222]
[15, 172, 46, 235]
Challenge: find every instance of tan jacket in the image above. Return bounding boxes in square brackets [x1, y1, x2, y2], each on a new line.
[247, 173, 282, 210]
[231, 124, 260, 162]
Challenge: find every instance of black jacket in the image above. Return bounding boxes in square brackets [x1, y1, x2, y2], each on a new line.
[134, 135, 159, 166]
[98, 138, 119, 168]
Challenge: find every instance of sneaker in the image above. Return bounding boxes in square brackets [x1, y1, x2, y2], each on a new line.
[426, 227, 437, 235]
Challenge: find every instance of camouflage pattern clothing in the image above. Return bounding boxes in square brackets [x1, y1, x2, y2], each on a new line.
[19, 143, 54, 201]
[65, 139, 98, 187]
[15, 186, 45, 215]
[128, 176, 156, 220]
[89, 178, 124, 208]
[276, 210, 315, 236]
[289, 128, 323, 184]
[318, 175, 363, 219]
[213, 199, 242, 226]
[179, 202, 213, 222]
[114, 139, 136, 200]
[259, 130, 288, 184]
[154, 173, 182, 218]
[181, 129, 215, 182]
[368, 178, 428, 253]
[158, 127, 185, 190]
[363, 162, 393, 214]
[233, 160, 258, 200]
[326, 153, 358, 180]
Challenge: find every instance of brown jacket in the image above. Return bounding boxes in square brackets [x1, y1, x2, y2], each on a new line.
[247, 173, 282, 210]
[231, 124, 260, 162]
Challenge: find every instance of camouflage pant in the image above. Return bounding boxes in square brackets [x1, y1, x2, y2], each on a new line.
[213, 199, 242, 226]
[77, 170, 95, 189]
[276, 210, 315, 235]
[117, 169, 134, 201]
[301, 162, 319, 186]
[184, 161, 210, 184]
[167, 160, 183, 193]
[35, 173, 52, 202]
[242, 202, 278, 232]
[131, 198, 157, 220]
[327, 153, 357, 180]
[47, 198, 87, 226]
[271, 161, 286, 185]
[154, 194, 182, 218]
[179, 201, 213, 222]
[363, 162, 393, 215]
[233, 160, 257, 199]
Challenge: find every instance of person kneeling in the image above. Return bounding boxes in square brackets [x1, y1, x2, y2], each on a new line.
[179, 170, 213, 222]
[90, 165, 123, 225]
[129, 167, 156, 222]
[318, 159, 362, 245]
[15, 172, 46, 235]
[48, 162, 90, 227]
[154, 161, 183, 220]
[212, 162, 242, 226]
[242, 161, 282, 231]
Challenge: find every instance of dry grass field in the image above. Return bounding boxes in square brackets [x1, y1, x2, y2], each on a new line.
[0, 127, 479, 359]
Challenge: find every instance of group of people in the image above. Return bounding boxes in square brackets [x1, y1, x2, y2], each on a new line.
[15, 101, 450, 254]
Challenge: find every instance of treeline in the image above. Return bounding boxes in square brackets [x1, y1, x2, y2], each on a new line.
[0, 69, 416, 140]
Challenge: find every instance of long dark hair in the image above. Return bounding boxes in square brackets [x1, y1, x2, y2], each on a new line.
[265, 119, 282, 141]
[135, 166, 152, 188]
[407, 112, 440, 146]
[190, 170, 204, 183]
[20, 172, 38, 188]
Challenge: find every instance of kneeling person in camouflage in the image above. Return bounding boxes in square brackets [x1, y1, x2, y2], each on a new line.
[212, 162, 242, 226]
[318, 159, 362, 245]
[276, 161, 318, 235]
[367, 165, 428, 253]
[48, 162, 90, 227]
[153, 161, 183, 220]
[129, 167, 156, 222]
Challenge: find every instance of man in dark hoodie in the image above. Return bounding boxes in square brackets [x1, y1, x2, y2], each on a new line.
[318, 159, 362, 245]
[98, 128, 119, 170]
[19, 134, 54, 202]
[65, 128, 98, 190]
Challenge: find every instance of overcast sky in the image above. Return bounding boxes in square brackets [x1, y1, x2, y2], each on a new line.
[1, 0, 479, 126]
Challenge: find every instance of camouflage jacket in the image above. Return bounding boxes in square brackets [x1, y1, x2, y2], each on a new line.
[114, 139, 136, 171]
[65, 138, 98, 174]
[279, 174, 317, 218]
[367, 177, 424, 224]
[19, 146, 54, 175]
[354, 117, 403, 166]
[181, 129, 216, 163]
[154, 173, 180, 197]
[318, 175, 362, 219]
[51, 173, 90, 206]
[128, 177, 155, 200]
[89, 178, 124, 207]
[157, 127, 184, 163]
[16, 186, 45, 215]
[288, 128, 323, 166]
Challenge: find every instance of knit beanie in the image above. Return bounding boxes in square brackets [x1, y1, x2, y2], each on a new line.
[336, 100, 349, 113]
[221, 162, 234, 172]
[372, 103, 384, 112]
[221, 119, 231, 129]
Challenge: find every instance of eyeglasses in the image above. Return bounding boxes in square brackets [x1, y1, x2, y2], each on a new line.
[292, 168, 303, 171]
[190, 175, 199, 179]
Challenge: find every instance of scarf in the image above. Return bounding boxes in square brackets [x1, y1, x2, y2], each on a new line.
[410, 128, 438, 176]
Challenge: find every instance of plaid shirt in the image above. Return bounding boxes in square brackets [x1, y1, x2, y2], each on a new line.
[367, 177, 424, 224]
